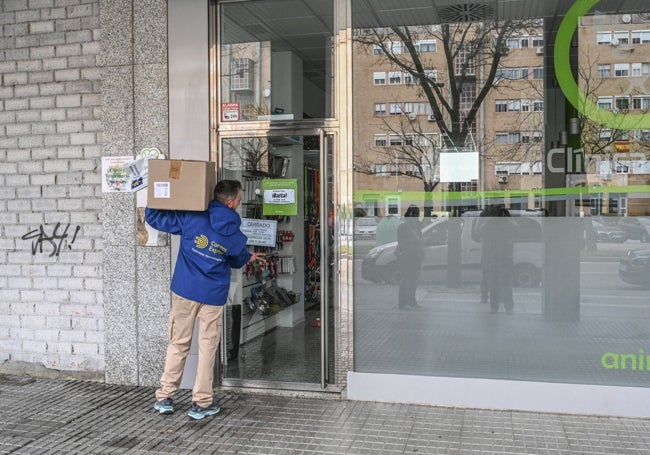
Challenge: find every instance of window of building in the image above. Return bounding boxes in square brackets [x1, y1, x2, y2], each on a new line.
[374, 134, 387, 146]
[633, 159, 650, 173]
[414, 39, 437, 52]
[521, 99, 531, 112]
[424, 69, 438, 82]
[532, 35, 544, 46]
[598, 64, 611, 78]
[495, 67, 527, 81]
[633, 96, 650, 110]
[373, 72, 386, 85]
[374, 103, 386, 116]
[403, 102, 413, 114]
[495, 132, 523, 144]
[412, 103, 430, 115]
[231, 58, 254, 91]
[495, 162, 524, 174]
[389, 102, 401, 115]
[615, 96, 630, 110]
[533, 131, 543, 142]
[597, 31, 612, 44]
[533, 67, 544, 79]
[632, 62, 650, 76]
[521, 132, 531, 143]
[388, 71, 402, 84]
[373, 44, 383, 54]
[414, 133, 437, 147]
[614, 31, 630, 44]
[455, 44, 475, 76]
[506, 36, 529, 48]
[599, 129, 612, 140]
[388, 41, 402, 54]
[403, 72, 415, 84]
[460, 83, 476, 121]
[615, 63, 630, 77]
[496, 100, 508, 112]
[631, 30, 650, 44]
[507, 100, 521, 112]
[389, 134, 403, 146]
[533, 99, 544, 112]
[616, 161, 630, 173]
[598, 96, 612, 110]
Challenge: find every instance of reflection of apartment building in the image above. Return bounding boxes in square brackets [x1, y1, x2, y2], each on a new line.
[483, 33, 545, 195]
[352, 33, 444, 216]
[353, 17, 650, 216]
[579, 14, 650, 216]
[352, 26, 547, 215]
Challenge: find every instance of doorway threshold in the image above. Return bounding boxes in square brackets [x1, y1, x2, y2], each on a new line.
[220, 379, 342, 400]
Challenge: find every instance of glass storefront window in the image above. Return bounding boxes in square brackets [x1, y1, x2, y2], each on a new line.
[352, 1, 650, 387]
[219, 0, 334, 122]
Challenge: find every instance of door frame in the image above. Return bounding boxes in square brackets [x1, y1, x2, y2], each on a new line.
[216, 127, 339, 392]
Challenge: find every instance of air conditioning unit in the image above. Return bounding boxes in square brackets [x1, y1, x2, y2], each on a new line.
[536, 47, 544, 55]
[427, 114, 436, 122]
[622, 14, 632, 24]
[407, 112, 417, 121]
[498, 175, 508, 184]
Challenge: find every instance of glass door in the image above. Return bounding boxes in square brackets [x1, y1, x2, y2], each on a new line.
[220, 130, 334, 389]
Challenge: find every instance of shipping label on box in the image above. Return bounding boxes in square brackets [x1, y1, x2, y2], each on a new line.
[147, 159, 216, 211]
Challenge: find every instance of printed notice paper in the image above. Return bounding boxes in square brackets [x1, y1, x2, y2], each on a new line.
[262, 179, 298, 216]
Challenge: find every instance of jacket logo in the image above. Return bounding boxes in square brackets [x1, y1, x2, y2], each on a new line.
[194, 234, 209, 249]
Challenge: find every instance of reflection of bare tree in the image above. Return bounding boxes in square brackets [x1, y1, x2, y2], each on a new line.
[222, 137, 269, 172]
[354, 114, 440, 192]
[355, 20, 540, 149]
[480, 71, 545, 169]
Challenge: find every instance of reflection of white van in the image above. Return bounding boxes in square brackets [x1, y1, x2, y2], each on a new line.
[361, 210, 544, 287]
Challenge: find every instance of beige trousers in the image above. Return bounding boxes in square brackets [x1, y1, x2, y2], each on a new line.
[155, 292, 223, 408]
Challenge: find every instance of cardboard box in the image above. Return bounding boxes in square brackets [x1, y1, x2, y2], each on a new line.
[147, 159, 216, 211]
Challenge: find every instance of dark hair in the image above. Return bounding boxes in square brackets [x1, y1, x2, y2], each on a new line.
[214, 180, 242, 204]
[481, 205, 509, 217]
[404, 205, 420, 218]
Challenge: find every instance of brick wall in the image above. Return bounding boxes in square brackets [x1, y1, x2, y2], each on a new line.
[0, 0, 104, 375]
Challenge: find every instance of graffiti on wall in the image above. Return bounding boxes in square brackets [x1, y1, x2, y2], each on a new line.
[22, 223, 81, 257]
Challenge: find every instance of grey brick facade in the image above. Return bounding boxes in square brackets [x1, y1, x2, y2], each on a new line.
[0, 0, 170, 387]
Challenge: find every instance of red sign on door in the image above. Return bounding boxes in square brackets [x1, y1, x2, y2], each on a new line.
[221, 102, 240, 122]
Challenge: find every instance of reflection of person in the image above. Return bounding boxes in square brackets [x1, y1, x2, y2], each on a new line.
[476, 206, 515, 313]
[146, 180, 265, 420]
[375, 215, 401, 246]
[396, 205, 424, 310]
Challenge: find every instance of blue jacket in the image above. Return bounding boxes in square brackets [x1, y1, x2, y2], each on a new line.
[145, 200, 251, 305]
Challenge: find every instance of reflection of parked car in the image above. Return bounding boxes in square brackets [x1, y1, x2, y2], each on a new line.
[354, 217, 378, 239]
[619, 249, 650, 287]
[362, 213, 544, 287]
[615, 217, 650, 243]
[591, 220, 626, 243]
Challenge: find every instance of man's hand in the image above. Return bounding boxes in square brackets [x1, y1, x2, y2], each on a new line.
[249, 252, 266, 263]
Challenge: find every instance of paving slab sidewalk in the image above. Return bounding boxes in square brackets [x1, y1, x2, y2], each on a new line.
[1, 375, 649, 454]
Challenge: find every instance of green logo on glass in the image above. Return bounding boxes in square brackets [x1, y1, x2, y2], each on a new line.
[555, 0, 650, 129]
